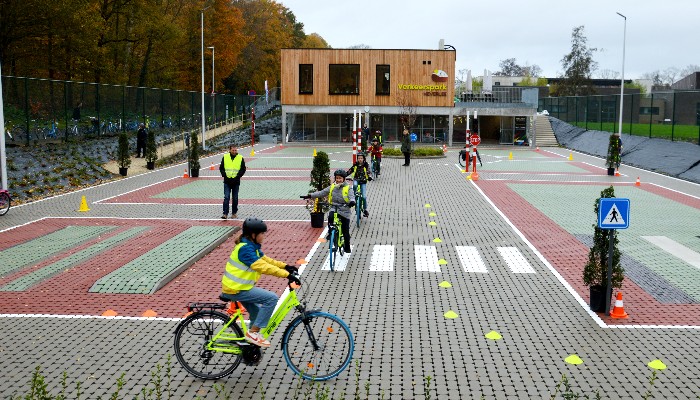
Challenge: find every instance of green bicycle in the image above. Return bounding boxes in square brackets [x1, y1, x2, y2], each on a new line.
[173, 274, 354, 380]
[304, 198, 345, 272]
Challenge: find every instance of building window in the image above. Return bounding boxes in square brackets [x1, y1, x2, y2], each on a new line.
[299, 64, 313, 94]
[329, 64, 360, 95]
[640, 107, 659, 115]
[376, 65, 390, 95]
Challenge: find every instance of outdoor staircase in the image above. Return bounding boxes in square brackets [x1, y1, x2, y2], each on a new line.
[534, 116, 559, 147]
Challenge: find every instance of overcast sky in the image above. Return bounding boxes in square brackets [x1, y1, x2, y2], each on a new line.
[281, 0, 699, 81]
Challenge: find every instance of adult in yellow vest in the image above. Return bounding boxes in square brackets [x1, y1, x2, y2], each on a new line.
[221, 217, 301, 347]
[219, 145, 247, 219]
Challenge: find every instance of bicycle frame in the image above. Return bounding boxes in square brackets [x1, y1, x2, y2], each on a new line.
[206, 289, 301, 354]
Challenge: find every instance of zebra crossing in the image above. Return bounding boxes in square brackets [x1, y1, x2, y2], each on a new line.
[320, 244, 536, 273]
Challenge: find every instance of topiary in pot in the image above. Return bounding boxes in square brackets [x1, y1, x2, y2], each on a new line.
[605, 133, 622, 176]
[117, 132, 131, 176]
[583, 185, 624, 312]
[189, 131, 200, 177]
[307, 151, 331, 227]
[145, 130, 157, 170]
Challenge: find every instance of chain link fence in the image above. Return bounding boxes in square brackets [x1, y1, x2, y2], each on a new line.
[538, 90, 700, 144]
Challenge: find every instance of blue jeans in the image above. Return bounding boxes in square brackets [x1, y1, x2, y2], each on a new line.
[223, 181, 240, 215]
[221, 287, 278, 329]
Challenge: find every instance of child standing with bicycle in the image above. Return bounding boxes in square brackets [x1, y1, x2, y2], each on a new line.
[347, 153, 372, 217]
[302, 170, 355, 254]
[220, 217, 301, 348]
[367, 138, 383, 176]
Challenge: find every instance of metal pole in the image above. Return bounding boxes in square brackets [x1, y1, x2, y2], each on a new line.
[605, 229, 615, 316]
[352, 110, 357, 164]
[208, 46, 215, 124]
[0, 63, 7, 190]
[200, 8, 207, 150]
[616, 12, 626, 137]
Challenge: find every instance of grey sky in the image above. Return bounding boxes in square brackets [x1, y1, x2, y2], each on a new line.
[282, 0, 699, 80]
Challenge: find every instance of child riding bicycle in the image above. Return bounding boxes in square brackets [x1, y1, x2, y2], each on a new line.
[367, 138, 383, 176]
[346, 153, 372, 217]
[302, 169, 355, 254]
[220, 217, 301, 348]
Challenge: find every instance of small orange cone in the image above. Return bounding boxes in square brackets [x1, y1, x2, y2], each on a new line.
[471, 171, 479, 181]
[442, 144, 447, 154]
[183, 169, 189, 178]
[536, 146, 540, 151]
[635, 177, 641, 186]
[610, 292, 629, 319]
[615, 169, 621, 177]
[209, 162, 215, 171]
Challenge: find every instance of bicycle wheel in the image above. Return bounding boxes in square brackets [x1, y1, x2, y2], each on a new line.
[458, 150, 466, 168]
[282, 311, 354, 381]
[0, 192, 10, 216]
[328, 228, 335, 271]
[173, 310, 243, 379]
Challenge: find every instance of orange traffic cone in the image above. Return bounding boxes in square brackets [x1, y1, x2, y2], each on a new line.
[471, 171, 479, 181]
[610, 292, 629, 319]
[183, 169, 189, 178]
[209, 162, 215, 171]
[442, 144, 447, 154]
[635, 177, 641, 186]
[615, 169, 620, 177]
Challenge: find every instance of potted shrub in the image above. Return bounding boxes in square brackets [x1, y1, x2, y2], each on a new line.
[189, 131, 200, 178]
[117, 132, 131, 176]
[605, 133, 622, 176]
[583, 185, 624, 312]
[145, 130, 157, 170]
[307, 151, 331, 228]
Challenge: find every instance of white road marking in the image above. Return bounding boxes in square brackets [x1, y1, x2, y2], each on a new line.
[456, 246, 488, 273]
[497, 247, 536, 273]
[369, 245, 395, 271]
[415, 245, 440, 272]
[641, 236, 700, 269]
[320, 246, 354, 272]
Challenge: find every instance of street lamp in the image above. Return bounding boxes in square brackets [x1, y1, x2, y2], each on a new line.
[200, 6, 211, 150]
[208, 46, 215, 124]
[616, 12, 626, 136]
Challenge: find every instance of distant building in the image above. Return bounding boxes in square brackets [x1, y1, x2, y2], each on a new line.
[671, 72, 700, 90]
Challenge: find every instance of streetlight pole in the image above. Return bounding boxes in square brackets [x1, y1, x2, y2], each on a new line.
[208, 46, 215, 124]
[200, 7, 211, 150]
[616, 12, 626, 136]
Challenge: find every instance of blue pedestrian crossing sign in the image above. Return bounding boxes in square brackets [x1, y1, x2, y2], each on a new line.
[598, 198, 630, 229]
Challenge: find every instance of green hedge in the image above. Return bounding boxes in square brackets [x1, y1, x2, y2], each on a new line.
[383, 147, 444, 157]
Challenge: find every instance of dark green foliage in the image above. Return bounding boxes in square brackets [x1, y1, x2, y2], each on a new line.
[556, 26, 598, 96]
[310, 151, 331, 192]
[145, 131, 157, 163]
[117, 133, 131, 169]
[582, 186, 624, 288]
[606, 134, 622, 169]
[189, 131, 200, 172]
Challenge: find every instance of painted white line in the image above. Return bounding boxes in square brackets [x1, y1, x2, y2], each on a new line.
[320, 245, 354, 272]
[497, 247, 536, 273]
[641, 236, 700, 269]
[415, 245, 440, 272]
[456, 246, 488, 273]
[369, 245, 395, 271]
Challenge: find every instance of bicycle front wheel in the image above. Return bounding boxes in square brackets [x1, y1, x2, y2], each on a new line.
[458, 150, 466, 167]
[0, 192, 10, 216]
[173, 310, 243, 379]
[282, 311, 354, 381]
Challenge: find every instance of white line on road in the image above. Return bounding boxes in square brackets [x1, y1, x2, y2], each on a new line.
[415, 245, 440, 272]
[497, 247, 536, 273]
[369, 245, 395, 271]
[641, 236, 700, 269]
[456, 246, 488, 273]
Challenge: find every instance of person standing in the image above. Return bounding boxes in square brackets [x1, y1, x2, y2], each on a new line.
[136, 123, 147, 157]
[401, 129, 412, 166]
[219, 145, 246, 219]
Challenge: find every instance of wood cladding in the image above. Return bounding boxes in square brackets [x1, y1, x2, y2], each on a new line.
[281, 49, 455, 107]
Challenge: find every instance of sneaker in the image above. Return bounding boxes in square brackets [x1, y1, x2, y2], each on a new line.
[363, 210, 369, 217]
[221, 214, 227, 219]
[245, 331, 271, 347]
[230, 214, 237, 219]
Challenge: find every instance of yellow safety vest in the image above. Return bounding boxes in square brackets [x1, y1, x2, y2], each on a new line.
[222, 242, 260, 293]
[328, 183, 350, 204]
[223, 154, 243, 178]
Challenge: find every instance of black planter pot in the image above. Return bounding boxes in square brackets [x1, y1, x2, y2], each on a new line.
[190, 169, 200, 178]
[118, 167, 128, 177]
[607, 167, 615, 176]
[146, 161, 155, 170]
[589, 285, 608, 312]
[310, 212, 325, 228]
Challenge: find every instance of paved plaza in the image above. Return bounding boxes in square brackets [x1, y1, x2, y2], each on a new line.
[1, 143, 699, 399]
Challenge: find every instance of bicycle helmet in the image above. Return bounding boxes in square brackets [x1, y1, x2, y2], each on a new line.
[371, 138, 379, 143]
[356, 152, 366, 159]
[242, 217, 267, 236]
[333, 169, 348, 178]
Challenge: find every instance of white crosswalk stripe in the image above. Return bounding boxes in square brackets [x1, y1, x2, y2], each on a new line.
[497, 247, 536, 273]
[456, 246, 488, 273]
[320, 246, 354, 272]
[369, 245, 395, 271]
[415, 245, 440, 272]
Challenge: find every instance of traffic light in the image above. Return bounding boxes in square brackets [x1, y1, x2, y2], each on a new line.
[345, 117, 351, 131]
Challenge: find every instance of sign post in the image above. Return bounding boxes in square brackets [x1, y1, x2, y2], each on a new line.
[352, 110, 357, 164]
[598, 198, 630, 315]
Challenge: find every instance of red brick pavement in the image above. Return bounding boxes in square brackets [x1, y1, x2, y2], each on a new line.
[0, 218, 319, 318]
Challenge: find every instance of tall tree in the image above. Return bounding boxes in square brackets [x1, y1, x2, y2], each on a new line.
[557, 25, 598, 96]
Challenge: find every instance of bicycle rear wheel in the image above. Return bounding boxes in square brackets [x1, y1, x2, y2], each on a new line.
[458, 150, 466, 168]
[0, 192, 10, 216]
[173, 310, 243, 379]
[282, 311, 354, 381]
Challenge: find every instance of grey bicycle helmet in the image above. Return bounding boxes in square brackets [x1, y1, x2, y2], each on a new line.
[333, 169, 348, 178]
[242, 217, 267, 236]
